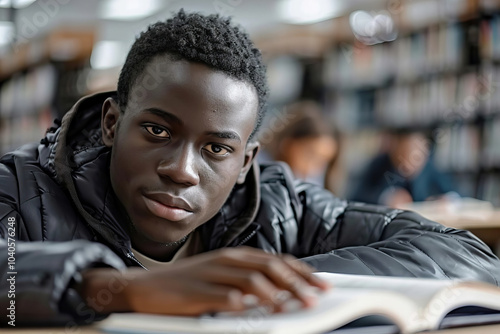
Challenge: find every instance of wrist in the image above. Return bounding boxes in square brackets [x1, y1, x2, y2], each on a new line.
[77, 268, 134, 314]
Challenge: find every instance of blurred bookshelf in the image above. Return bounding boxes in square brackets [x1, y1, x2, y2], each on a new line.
[317, 0, 500, 205]
[0, 28, 94, 154]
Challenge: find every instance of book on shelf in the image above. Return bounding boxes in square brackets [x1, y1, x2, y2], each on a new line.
[96, 272, 500, 334]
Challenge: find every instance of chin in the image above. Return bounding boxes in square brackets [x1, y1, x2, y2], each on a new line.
[147, 229, 189, 244]
[133, 220, 190, 244]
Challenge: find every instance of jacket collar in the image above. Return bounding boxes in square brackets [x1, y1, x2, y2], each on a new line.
[48, 92, 261, 258]
[202, 160, 261, 250]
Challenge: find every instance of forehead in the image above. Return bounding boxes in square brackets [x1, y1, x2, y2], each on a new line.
[128, 57, 259, 129]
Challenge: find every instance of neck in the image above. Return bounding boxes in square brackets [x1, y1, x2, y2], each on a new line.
[131, 232, 189, 262]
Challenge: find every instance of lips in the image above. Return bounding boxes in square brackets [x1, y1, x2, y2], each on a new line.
[143, 193, 194, 222]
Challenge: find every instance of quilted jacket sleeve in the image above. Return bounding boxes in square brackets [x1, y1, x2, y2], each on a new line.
[0, 153, 126, 327]
[293, 181, 500, 286]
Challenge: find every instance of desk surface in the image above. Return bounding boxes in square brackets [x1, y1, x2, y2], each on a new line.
[5, 324, 500, 334]
[425, 324, 500, 334]
[424, 211, 500, 230]
[402, 204, 500, 230]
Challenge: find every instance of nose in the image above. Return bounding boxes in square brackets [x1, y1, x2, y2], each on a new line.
[157, 145, 200, 186]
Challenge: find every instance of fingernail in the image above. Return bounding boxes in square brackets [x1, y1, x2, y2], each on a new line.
[280, 298, 303, 313]
[242, 294, 259, 308]
[312, 276, 332, 290]
[273, 290, 292, 304]
[298, 287, 319, 306]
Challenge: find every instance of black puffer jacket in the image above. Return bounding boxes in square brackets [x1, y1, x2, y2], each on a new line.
[1, 92, 500, 326]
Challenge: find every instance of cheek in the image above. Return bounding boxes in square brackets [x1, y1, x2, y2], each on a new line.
[110, 144, 134, 196]
[109, 131, 149, 199]
[200, 159, 241, 203]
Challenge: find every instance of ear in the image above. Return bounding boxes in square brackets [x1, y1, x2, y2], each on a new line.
[237, 141, 260, 184]
[101, 98, 121, 148]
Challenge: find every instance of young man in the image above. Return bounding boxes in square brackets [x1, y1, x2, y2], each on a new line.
[1, 10, 500, 326]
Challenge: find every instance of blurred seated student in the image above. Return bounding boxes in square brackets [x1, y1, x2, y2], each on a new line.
[350, 128, 457, 208]
[261, 101, 338, 186]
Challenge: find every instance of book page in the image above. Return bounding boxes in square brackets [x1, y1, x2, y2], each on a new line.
[421, 283, 500, 330]
[315, 273, 500, 331]
[98, 289, 418, 334]
[314, 272, 457, 309]
[97, 273, 500, 334]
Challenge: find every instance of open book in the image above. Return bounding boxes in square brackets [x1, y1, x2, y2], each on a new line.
[96, 272, 500, 334]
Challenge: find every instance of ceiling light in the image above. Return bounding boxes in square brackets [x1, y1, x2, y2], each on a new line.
[0, 0, 36, 8]
[278, 0, 346, 25]
[99, 0, 163, 21]
[90, 40, 126, 70]
[350, 10, 397, 45]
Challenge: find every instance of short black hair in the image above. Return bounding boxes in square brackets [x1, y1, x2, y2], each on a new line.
[117, 9, 269, 140]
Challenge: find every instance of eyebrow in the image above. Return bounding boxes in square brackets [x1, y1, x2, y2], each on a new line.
[142, 107, 241, 143]
[141, 108, 183, 126]
[205, 131, 241, 143]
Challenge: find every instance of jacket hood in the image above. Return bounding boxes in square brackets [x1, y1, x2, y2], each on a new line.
[42, 92, 260, 258]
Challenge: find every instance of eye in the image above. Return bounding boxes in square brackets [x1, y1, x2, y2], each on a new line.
[203, 144, 229, 156]
[144, 125, 170, 138]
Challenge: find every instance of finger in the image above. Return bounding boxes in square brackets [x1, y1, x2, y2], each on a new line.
[214, 248, 319, 307]
[238, 250, 325, 296]
[198, 266, 284, 312]
[282, 256, 332, 291]
[178, 283, 247, 315]
[139, 280, 248, 316]
[199, 286, 247, 314]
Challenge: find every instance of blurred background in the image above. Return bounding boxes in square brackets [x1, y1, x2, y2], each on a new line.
[1, 0, 500, 209]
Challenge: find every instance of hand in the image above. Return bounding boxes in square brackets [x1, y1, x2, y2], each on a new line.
[79, 247, 330, 316]
[380, 187, 413, 209]
[425, 191, 460, 203]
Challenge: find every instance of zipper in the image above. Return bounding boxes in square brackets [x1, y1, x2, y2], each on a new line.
[235, 228, 258, 247]
[126, 252, 148, 270]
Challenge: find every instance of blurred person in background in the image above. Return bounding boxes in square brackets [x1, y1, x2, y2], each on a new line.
[350, 128, 458, 208]
[260, 100, 339, 187]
